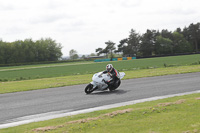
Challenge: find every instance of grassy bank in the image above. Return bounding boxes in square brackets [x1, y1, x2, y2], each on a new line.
[1, 65, 200, 94]
[0, 54, 200, 82]
[1, 92, 199, 133]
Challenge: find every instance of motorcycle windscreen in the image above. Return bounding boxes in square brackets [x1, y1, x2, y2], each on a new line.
[119, 72, 125, 79]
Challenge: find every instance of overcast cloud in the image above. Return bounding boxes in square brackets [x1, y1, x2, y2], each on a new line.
[0, 0, 200, 56]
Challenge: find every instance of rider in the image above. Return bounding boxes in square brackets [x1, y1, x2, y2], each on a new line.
[100, 64, 120, 90]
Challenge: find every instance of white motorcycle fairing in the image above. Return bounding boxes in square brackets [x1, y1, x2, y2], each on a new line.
[85, 71, 125, 94]
[91, 72, 112, 91]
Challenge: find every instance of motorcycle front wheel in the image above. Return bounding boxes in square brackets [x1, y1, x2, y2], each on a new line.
[85, 83, 94, 94]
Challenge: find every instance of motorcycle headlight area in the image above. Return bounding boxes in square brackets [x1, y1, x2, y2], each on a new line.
[95, 81, 99, 85]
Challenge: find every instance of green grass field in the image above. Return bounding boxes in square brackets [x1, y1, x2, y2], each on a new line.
[0, 54, 200, 82]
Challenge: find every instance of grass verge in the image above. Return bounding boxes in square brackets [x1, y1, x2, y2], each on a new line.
[1, 54, 200, 82]
[1, 65, 200, 94]
[1, 92, 200, 133]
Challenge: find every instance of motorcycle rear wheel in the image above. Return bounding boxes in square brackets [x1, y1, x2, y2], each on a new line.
[85, 84, 94, 94]
[109, 80, 121, 91]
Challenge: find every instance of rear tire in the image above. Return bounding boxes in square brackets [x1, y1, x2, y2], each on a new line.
[85, 84, 94, 94]
[109, 80, 121, 91]
[117, 80, 121, 87]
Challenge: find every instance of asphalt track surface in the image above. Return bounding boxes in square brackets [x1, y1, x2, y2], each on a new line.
[0, 72, 200, 125]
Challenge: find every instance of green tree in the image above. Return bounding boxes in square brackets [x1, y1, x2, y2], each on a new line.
[186, 23, 200, 52]
[155, 35, 173, 55]
[95, 48, 103, 56]
[45, 38, 62, 61]
[172, 32, 192, 53]
[140, 29, 158, 56]
[95, 40, 116, 58]
[81, 55, 86, 59]
[1, 42, 13, 64]
[105, 40, 116, 59]
[127, 29, 140, 56]
[90, 53, 96, 56]
[69, 49, 79, 60]
[0, 38, 62, 64]
[34, 38, 62, 62]
[117, 29, 140, 57]
[35, 39, 49, 61]
[24, 39, 36, 62]
[0, 40, 7, 64]
[160, 29, 173, 40]
[116, 38, 128, 55]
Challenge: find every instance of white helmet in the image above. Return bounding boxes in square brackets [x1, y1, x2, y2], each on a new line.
[106, 64, 113, 72]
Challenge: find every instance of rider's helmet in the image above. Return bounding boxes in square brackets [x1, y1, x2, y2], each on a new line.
[106, 64, 113, 72]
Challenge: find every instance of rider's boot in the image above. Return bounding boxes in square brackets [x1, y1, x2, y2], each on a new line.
[102, 79, 109, 85]
[102, 79, 110, 90]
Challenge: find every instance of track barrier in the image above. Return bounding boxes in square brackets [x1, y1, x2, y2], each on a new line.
[94, 57, 136, 62]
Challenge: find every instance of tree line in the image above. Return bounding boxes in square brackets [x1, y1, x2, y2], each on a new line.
[96, 22, 200, 58]
[0, 38, 62, 64]
[0, 22, 199, 65]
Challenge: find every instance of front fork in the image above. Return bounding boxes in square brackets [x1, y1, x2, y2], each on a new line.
[90, 81, 98, 90]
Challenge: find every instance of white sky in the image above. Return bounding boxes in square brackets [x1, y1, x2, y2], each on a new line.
[0, 0, 200, 56]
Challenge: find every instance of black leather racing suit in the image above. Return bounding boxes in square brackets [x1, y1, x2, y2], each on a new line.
[102, 68, 120, 89]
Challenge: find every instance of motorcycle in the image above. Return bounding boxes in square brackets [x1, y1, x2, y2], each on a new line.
[85, 71, 125, 94]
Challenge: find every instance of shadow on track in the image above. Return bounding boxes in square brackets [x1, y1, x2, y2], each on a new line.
[88, 89, 128, 95]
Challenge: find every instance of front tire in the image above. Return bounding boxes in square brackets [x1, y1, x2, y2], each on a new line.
[85, 84, 94, 94]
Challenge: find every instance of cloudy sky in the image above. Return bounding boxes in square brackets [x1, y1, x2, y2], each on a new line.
[0, 0, 199, 56]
